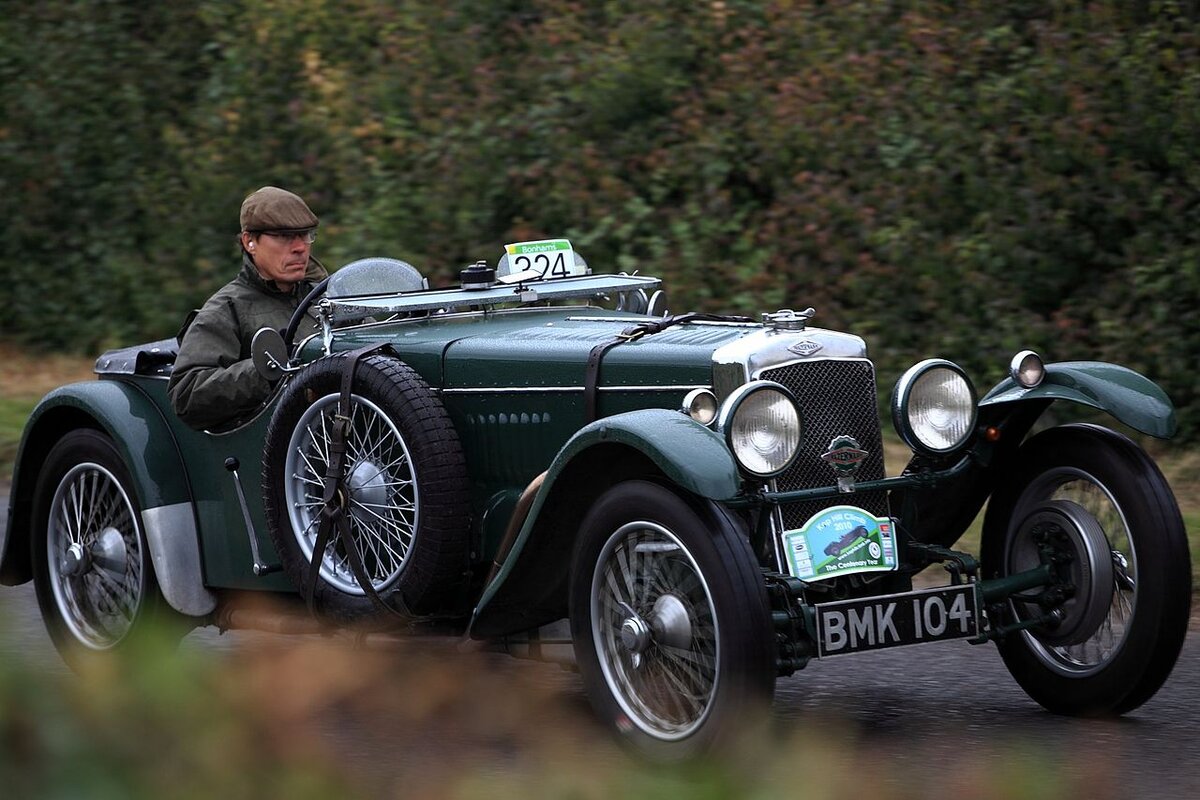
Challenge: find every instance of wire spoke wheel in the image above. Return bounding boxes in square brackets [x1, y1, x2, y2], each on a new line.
[45, 462, 145, 648]
[31, 429, 169, 666]
[570, 481, 774, 759]
[263, 353, 470, 621]
[592, 521, 719, 739]
[286, 393, 418, 595]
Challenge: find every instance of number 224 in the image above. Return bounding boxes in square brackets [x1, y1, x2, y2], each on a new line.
[515, 252, 569, 277]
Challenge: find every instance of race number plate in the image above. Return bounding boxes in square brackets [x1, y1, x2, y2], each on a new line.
[503, 239, 581, 279]
[815, 584, 980, 658]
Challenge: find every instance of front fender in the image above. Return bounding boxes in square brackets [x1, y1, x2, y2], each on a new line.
[468, 409, 741, 637]
[554, 409, 741, 501]
[979, 361, 1176, 439]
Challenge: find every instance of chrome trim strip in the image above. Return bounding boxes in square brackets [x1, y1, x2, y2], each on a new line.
[336, 303, 600, 332]
[565, 316, 758, 327]
[142, 503, 216, 617]
[440, 384, 707, 395]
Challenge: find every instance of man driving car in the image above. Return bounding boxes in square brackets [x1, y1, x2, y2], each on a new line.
[168, 186, 328, 430]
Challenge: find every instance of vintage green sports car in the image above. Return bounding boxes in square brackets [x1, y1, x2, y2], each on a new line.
[1, 240, 1191, 757]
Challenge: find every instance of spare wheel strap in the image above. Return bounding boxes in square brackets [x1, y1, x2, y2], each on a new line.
[304, 344, 410, 621]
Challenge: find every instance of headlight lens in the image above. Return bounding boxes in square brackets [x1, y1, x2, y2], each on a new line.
[718, 381, 803, 477]
[892, 360, 977, 455]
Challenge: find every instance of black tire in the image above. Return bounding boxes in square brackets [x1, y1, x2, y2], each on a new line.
[568, 480, 775, 759]
[30, 429, 174, 667]
[263, 353, 470, 623]
[981, 424, 1192, 716]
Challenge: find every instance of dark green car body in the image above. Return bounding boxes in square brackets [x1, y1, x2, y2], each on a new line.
[1, 271, 1177, 630]
[2, 263, 1188, 757]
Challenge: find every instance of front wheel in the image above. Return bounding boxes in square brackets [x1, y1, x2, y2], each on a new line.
[982, 424, 1192, 715]
[568, 481, 775, 759]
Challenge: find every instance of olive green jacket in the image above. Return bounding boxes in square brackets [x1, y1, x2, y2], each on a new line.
[168, 254, 328, 431]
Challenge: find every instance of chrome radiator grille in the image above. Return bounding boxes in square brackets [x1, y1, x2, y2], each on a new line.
[759, 359, 889, 531]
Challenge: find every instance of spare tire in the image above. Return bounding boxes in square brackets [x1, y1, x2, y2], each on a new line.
[262, 352, 470, 623]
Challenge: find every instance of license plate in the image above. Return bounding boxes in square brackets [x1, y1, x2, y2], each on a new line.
[815, 584, 980, 658]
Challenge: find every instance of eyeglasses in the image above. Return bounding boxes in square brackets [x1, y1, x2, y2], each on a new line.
[259, 229, 317, 244]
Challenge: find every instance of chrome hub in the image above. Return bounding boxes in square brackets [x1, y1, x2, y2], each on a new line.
[621, 615, 653, 654]
[92, 527, 129, 576]
[649, 593, 692, 650]
[60, 542, 89, 578]
[347, 460, 389, 508]
[619, 593, 694, 671]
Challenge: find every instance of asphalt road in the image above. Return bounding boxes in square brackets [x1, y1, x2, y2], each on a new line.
[2, 492, 1197, 797]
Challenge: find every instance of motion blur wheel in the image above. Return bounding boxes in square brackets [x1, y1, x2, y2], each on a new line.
[982, 424, 1191, 715]
[264, 353, 470, 623]
[31, 430, 171, 667]
[569, 481, 774, 759]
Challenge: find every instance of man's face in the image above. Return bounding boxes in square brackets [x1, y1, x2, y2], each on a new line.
[244, 230, 314, 290]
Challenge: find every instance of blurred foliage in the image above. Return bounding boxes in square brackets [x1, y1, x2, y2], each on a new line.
[0, 1, 1197, 438]
[0, 605, 1110, 799]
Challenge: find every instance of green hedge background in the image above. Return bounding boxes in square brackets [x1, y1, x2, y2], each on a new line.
[1, 1, 1197, 438]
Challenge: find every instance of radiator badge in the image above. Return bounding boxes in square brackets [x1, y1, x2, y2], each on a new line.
[822, 435, 868, 493]
[788, 339, 823, 358]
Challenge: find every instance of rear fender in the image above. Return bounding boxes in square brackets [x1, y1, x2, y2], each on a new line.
[468, 409, 740, 638]
[979, 361, 1176, 439]
[1, 382, 215, 616]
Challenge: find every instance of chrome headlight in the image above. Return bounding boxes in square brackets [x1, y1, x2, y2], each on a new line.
[891, 360, 977, 455]
[681, 388, 718, 426]
[1010, 350, 1045, 388]
[717, 381, 803, 477]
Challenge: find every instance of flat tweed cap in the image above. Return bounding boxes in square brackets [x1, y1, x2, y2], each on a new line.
[240, 186, 319, 232]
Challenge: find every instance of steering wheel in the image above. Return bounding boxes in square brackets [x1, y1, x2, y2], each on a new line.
[282, 276, 331, 361]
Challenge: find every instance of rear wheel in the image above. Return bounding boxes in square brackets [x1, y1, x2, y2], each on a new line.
[31, 430, 170, 667]
[569, 481, 774, 759]
[982, 424, 1191, 715]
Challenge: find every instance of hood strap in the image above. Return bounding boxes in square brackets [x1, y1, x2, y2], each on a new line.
[583, 312, 753, 424]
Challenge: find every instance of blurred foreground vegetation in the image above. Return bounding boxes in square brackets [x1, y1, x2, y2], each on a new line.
[0, 598, 1122, 800]
[0, 1, 1197, 440]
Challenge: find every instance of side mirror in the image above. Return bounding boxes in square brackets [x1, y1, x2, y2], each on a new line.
[251, 327, 289, 382]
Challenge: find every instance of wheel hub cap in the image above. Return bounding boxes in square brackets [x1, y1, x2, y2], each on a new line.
[649, 593, 693, 650]
[1011, 499, 1114, 647]
[347, 460, 389, 508]
[91, 527, 129, 577]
